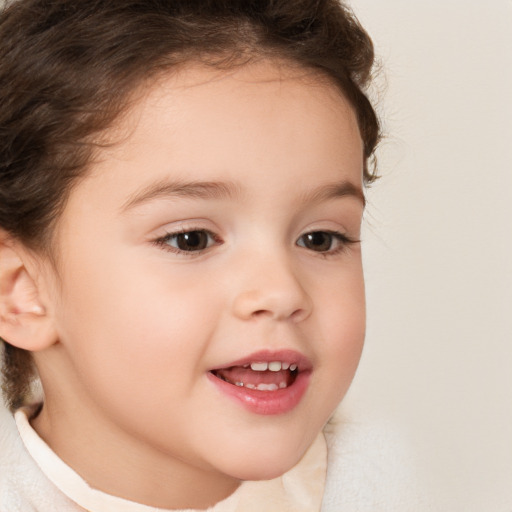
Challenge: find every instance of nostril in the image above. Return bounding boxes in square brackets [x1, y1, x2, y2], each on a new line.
[290, 308, 307, 321]
[252, 309, 270, 317]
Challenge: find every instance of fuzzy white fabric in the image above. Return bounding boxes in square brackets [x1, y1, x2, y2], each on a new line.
[322, 412, 434, 512]
[0, 403, 432, 511]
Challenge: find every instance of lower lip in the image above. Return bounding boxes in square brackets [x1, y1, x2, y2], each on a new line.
[207, 370, 311, 415]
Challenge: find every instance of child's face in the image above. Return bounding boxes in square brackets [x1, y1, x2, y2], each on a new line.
[37, 61, 365, 489]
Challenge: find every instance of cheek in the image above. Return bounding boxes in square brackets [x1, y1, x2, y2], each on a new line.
[54, 254, 219, 406]
[323, 301, 365, 381]
[314, 264, 366, 393]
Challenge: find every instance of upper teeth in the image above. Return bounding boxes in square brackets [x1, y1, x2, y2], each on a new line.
[250, 361, 297, 372]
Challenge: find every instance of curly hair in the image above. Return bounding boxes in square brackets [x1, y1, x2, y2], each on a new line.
[0, 0, 380, 411]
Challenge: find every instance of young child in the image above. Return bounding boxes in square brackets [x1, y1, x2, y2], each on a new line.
[0, 0, 384, 510]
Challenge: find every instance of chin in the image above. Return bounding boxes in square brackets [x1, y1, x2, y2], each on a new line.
[232, 465, 296, 482]
[219, 444, 310, 482]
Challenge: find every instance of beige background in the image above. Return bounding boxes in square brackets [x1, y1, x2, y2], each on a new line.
[1, 0, 511, 510]
[344, 1, 512, 510]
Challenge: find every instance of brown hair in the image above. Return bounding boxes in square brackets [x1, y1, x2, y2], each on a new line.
[0, 0, 380, 411]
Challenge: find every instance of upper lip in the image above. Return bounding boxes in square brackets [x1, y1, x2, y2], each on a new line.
[209, 349, 312, 373]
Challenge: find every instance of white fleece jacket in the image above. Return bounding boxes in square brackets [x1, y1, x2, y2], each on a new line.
[0, 403, 433, 511]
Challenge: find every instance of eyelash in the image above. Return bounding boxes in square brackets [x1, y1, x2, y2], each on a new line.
[152, 228, 359, 257]
[152, 228, 222, 256]
[296, 230, 359, 257]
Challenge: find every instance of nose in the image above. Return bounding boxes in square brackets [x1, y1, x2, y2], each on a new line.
[231, 252, 313, 323]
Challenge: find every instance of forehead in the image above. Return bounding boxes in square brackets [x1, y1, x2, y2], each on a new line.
[89, 60, 362, 181]
[59, 60, 363, 227]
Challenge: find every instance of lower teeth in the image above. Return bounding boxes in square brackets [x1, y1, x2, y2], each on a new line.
[213, 370, 295, 391]
[231, 381, 286, 391]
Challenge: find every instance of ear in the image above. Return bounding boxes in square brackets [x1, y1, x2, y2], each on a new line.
[0, 233, 57, 351]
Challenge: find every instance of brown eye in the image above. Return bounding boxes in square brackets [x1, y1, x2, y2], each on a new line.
[165, 230, 215, 252]
[297, 231, 334, 252]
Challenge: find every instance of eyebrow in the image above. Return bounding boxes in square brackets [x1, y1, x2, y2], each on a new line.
[120, 177, 365, 213]
[120, 179, 242, 212]
[301, 180, 366, 208]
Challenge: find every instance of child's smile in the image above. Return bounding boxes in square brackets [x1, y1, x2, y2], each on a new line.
[208, 349, 311, 415]
[31, 60, 366, 508]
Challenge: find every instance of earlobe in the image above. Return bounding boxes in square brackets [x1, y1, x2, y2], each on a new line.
[0, 234, 57, 351]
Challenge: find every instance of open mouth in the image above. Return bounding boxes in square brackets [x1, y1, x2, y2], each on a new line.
[210, 360, 299, 391]
[207, 351, 311, 414]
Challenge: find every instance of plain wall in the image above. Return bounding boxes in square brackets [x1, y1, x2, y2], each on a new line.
[345, 1, 512, 510]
